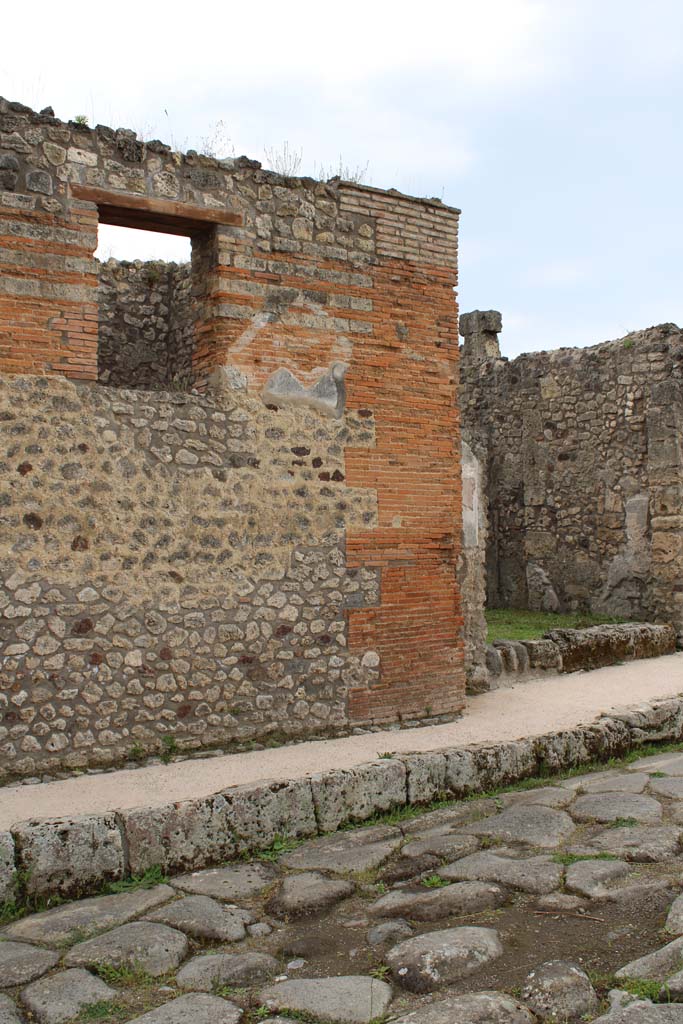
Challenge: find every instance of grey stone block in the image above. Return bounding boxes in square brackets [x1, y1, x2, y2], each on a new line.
[3, 885, 175, 946]
[20, 968, 115, 1024]
[522, 639, 562, 671]
[404, 752, 448, 804]
[222, 778, 317, 854]
[121, 795, 235, 875]
[64, 921, 188, 977]
[310, 760, 407, 832]
[126, 994, 242, 1024]
[260, 976, 392, 1024]
[0, 832, 15, 902]
[0, 995, 22, 1024]
[12, 814, 124, 899]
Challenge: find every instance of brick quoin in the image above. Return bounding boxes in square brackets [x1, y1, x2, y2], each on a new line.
[0, 97, 465, 732]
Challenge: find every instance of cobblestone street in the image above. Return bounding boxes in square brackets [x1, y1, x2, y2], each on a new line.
[5, 748, 683, 1022]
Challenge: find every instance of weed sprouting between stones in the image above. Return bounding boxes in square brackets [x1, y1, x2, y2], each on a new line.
[552, 852, 620, 866]
[106, 865, 169, 894]
[421, 874, 449, 888]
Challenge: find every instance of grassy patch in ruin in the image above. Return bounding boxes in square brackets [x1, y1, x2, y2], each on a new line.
[485, 608, 629, 643]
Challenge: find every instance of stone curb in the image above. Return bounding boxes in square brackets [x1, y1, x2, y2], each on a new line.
[3, 691, 683, 901]
[487, 622, 676, 683]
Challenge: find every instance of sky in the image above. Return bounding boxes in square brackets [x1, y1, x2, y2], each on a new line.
[3, 0, 682, 358]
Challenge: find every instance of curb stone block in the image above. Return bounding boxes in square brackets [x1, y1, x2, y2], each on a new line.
[444, 740, 537, 797]
[310, 760, 407, 832]
[222, 779, 317, 853]
[121, 795, 235, 876]
[0, 832, 15, 901]
[9, 693, 683, 901]
[12, 814, 124, 898]
[404, 752, 448, 804]
[522, 639, 562, 671]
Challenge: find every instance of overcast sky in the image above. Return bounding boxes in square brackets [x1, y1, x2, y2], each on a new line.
[3, 0, 682, 358]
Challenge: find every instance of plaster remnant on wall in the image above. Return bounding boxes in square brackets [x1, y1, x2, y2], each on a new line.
[526, 563, 560, 613]
[262, 363, 348, 419]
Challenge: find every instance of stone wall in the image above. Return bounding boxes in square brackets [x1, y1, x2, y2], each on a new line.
[459, 441, 488, 691]
[461, 315, 683, 636]
[0, 96, 465, 774]
[97, 260, 193, 389]
[0, 372, 379, 780]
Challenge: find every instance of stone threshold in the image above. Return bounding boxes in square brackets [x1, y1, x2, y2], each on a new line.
[2, 688, 683, 904]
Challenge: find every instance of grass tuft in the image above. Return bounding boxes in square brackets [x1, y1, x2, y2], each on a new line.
[486, 607, 628, 644]
[106, 865, 169, 894]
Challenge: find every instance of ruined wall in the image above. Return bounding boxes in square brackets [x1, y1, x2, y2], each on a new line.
[97, 260, 193, 389]
[461, 317, 683, 636]
[459, 440, 488, 691]
[0, 97, 464, 775]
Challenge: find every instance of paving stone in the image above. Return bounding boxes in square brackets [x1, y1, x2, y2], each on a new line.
[0, 941, 59, 987]
[399, 801, 499, 835]
[565, 771, 650, 794]
[399, 831, 479, 862]
[439, 851, 564, 894]
[649, 777, 683, 799]
[568, 825, 683, 862]
[144, 895, 250, 941]
[280, 826, 402, 875]
[64, 921, 188, 977]
[260, 976, 393, 1024]
[367, 919, 413, 947]
[615, 935, 683, 980]
[2, 885, 175, 946]
[502, 786, 575, 808]
[664, 969, 683, 1000]
[598, 879, 673, 905]
[593, 1003, 683, 1022]
[392, 991, 535, 1024]
[386, 926, 503, 992]
[565, 859, 630, 898]
[0, 996, 22, 1024]
[571, 793, 663, 824]
[462, 805, 576, 849]
[267, 872, 354, 917]
[126, 993, 242, 1024]
[177, 952, 279, 990]
[20, 968, 115, 1024]
[522, 960, 599, 1021]
[172, 863, 276, 901]
[626, 753, 683, 775]
[666, 894, 683, 934]
[536, 893, 585, 911]
[367, 881, 506, 921]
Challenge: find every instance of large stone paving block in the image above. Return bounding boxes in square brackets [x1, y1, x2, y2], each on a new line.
[0, 996, 22, 1024]
[571, 792, 663, 825]
[222, 779, 317, 853]
[64, 921, 188, 977]
[3, 885, 175, 946]
[393, 991, 535, 1024]
[177, 952, 279, 990]
[172, 862, 277, 901]
[280, 825, 402, 874]
[367, 881, 506, 921]
[11, 814, 124, 898]
[0, 834, 15, 903]
[0, 941, 59, 987]
[386, 926, 503, 992]
[259, 976, 393, 1024]
[462, 804, 576, 849]
[310, 761, 406, 832]
[121, 795, 235, 875]
[21, 968, 116, 1024]
[439, 851, 563, 895]
[127, 994, 242, 1024]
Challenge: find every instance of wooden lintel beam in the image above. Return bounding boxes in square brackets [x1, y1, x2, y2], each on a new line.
[71, 185, 243, 236]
